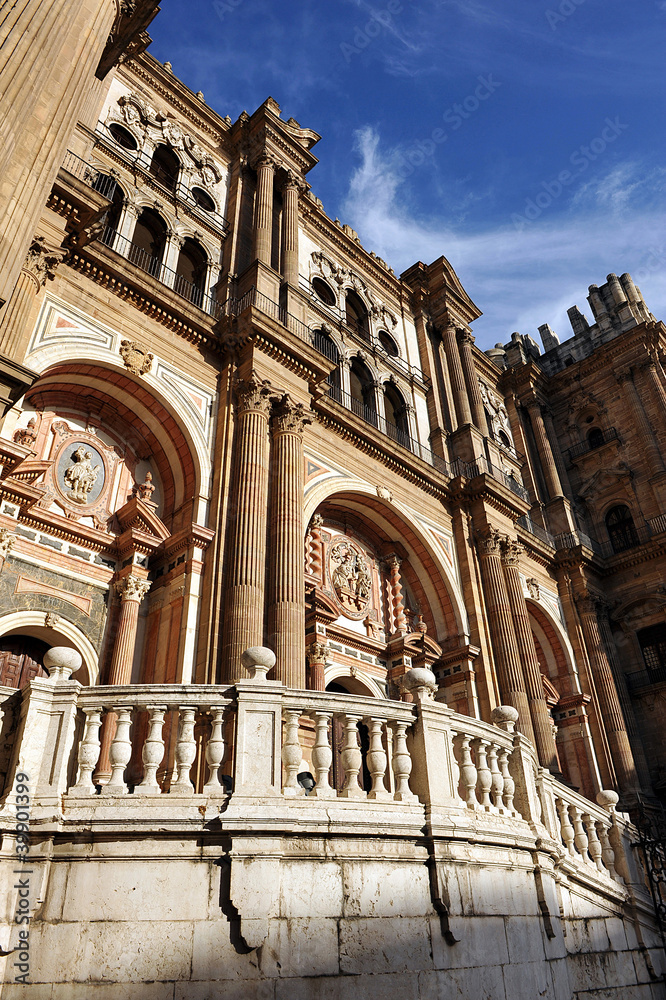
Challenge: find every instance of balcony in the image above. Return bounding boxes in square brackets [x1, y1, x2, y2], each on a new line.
[568, 427, 619, 461]
[60, 149, 119, 200]
[516, 514, 556, 547]
[98, 227, 220, 317]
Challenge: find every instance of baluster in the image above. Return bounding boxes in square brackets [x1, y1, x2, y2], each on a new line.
[171, 707, 197, 795]
[340, 714, 365, 799]
[488, 743, 504, 813]
[71, 706, 102, 794]
[136, 705, 166, 794]
[310, 711, 335, 798]
[365, 716, 390, 801]
[596, 820, 617, 879]
[583, 813, 604, 872]
[571, 806, 589, 860]
[391, 720, 415, 802]
[103, 707, 133, 794]
[203, 706, 226, 791]
[556, 798, 576, 856]
[474, 739, 492, 811]
[457, 734, 478, 809]
[282, 709, 304, 796]
[498, 748, 516, 815]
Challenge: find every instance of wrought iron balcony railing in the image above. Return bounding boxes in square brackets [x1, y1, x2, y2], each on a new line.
[568, 427, 619, 460]
[60, 149, 119, 200]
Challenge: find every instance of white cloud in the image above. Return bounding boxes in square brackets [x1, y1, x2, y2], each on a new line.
[340, 127, 666, 350]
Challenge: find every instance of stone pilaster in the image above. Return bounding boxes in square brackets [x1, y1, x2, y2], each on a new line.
[268, 395, 312, 687]
[442, 323, 473, 427]
[457, 329, 486, 432]
[616, 369, 666, 479]
[222, 373, 274, 681]
[307, 641, 329, 691]
[501, 538, 559, 770]
[526, 395, 564, 500]
[0, 237, 65, 357]
[281, 170, 301, 287]
[252, 153, 277, 266]
[576, 594, 639, 796]
[476, 528, 535, 744]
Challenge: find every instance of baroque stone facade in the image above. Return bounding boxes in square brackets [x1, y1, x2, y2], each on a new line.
[0, 2, 664, 997]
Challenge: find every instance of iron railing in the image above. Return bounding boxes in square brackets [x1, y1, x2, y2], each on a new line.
[516, 514, 556, 547]
[463, 456, 531, 502]
[568, 427, 619, 460]
[99, 227, 218, 316]
[60, 149, 118, 200]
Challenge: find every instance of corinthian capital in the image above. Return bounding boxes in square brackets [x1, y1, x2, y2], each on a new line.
[457, 328, 475, 347]
[476, 527, 502, 556]
[23, 236, 66, 286]
[500, 537, 523, 566]
[115, 575, 151, 603]
[235, 373, 274, 416]
[306, 642, 330, 665]
[272, 394, 313, 435]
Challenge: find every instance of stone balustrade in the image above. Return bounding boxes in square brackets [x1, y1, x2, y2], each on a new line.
[0, 654, 641, 899]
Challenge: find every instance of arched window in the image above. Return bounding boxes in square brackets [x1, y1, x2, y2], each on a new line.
[130, 208, 167, 278]
[378, 330, 399, 357]
[175, 238, 208, 307]
[605, 504, 639, 553]
[100, 180, 124, 234]
[191, 187, 216, 213]
[150, 144, 180, 193]
[108, 123, 137, 151]
[345, 290, 370, 342]
[587, 427, 604, 450]
[312, 277, 336, 307]
[498, 430, 511, 450]
[384, 383, 410, 449]
[349, 358, 376, 424]
[312, 330, 341, 397]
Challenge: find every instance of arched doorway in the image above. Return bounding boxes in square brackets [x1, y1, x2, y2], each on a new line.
[0, 635, 49, 688]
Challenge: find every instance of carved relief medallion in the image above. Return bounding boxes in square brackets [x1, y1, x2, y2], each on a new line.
[57, 442, 105, 506]
[120, 340, 153, 376]
[329, 538, 373, 618]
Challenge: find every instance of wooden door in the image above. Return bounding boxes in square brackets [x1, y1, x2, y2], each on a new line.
[0, 636, 49, 689]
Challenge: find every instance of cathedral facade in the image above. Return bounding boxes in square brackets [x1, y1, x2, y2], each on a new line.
[0, 1, 664, 996]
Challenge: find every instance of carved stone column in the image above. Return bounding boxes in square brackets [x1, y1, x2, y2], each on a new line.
[386, 555, 408, 635]
[526, 395, 564, 500]
[641, 358, 666, 418]
[253, 154, 276, 266]
[457, 329, 486, 432]
[268, 395, 312, 688]
[307, 641, 329, 691]
[542, 407, 573, 499]
[308, 513, 324, 583]
[476, 528, 535, 743]
[222, 374, 273, 680]
[576, 594, 639, 795]
[500, 538, 558, 770]
[0, 237, 64, 357]
[281, 170, 301, 287]
[107, 575, 152, 686]
[596, 604, 652, 792]
[616, 370, 666, 478]
[442, 323, 473, 427]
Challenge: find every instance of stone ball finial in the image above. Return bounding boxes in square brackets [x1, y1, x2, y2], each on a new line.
[43, 646, 82, 682]
[596, 789, 619, 813]
[402, 666, 437, 703]
[491, 705, 520, 733]
[240, 646, 276, 681]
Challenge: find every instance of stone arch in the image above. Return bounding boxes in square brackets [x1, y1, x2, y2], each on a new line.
[24, 362, 205, 526]
[325, 666, 384, 698]
[0, 611, 98, 684]
[526, 599, 579, 696]
[305, 481, 466, 641]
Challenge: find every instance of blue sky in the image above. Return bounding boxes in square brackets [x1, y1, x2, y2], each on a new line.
[148, 0, 666, 350]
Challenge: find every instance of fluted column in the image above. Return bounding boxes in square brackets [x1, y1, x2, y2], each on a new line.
[542, 408, 573, 499]
[442, 323, 473, 427]
[616, 370, 666, 477]
[96, 574, 151, 783]
[281, 170, 301, 287]
[638, 359, 666, 430]
[252, 154, 276, 266]
[476, 528, 535, 743]
[269, 395, 312, 687]
[576, 594, 639, 795]
[108, 575, 152, 685]
[307, 641, 329, 691]
[222, 374, 273, 680]
[596, 605, 652, 792]
[526, 395, 564, 499]
[458, 329, 486, 432]
[0, 238, 64, 356]
[501, 538, 558, 769]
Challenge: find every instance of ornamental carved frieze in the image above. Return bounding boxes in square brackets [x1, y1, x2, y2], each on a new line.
[329, 538, 373, 618]
[120, 339, 153, 376]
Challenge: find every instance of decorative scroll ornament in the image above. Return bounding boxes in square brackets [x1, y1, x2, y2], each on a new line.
[329, 539, 372, 616]
[64, 446, 101, 505]
[120, 339, 153, 376]
[476, 527, 502, 556]
[235, 373, 274, 415]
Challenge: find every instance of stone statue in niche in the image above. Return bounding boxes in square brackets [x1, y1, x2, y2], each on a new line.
[330, 540, 372, 615]
[64, 446, 100, 504]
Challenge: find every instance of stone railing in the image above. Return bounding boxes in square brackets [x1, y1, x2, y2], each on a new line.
[0, 650, 643, 899]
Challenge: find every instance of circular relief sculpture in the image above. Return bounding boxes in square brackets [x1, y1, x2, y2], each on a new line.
[329, 539, 373, 618]
[56, 442, 106, 506]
